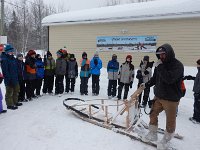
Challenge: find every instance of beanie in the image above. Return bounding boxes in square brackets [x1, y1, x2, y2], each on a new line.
[36, 54, 41, 59]
[57, 49, 63, 57]
[126, 54, 132, 60]
[94, 52, 99, 57]
[28, 50, 36, 56]
[17, 53, 23, 58]
[5, 44, 14, 54]
[70, 54, 75, 59]
[82, 52, 87, 58]
[143, 56, 149, 62]
[197, 59, 200, 65]
[47, 50, 52, 57]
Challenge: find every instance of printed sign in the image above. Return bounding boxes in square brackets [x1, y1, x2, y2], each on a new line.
[96, 35, 157, 52]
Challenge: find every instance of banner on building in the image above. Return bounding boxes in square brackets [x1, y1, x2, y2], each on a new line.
[96, 35, 157, 52]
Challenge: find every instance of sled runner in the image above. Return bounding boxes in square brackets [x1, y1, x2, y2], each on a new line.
[63, 87, 183, 148]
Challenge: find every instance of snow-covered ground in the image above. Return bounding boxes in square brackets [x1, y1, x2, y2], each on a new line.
[0, 67, 199, 150]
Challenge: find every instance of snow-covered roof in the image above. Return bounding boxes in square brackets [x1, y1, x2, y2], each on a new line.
[42, 0, 200, 26]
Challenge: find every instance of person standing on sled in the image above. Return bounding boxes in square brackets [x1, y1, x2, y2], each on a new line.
[141, 44, 184, 150]
[136, 56, 154, 107]
[117, 54, 135, 100]
[183, 59, 200, 124]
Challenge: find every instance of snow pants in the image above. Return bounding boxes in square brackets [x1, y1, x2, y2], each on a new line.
[5, 84, 20, 106]
[43, 75, 54, 94]
[35, 79, 43, 96]
[18, 80, 26, 101]
[55, 75, 64, 94]
[26, 79, 36, 99]
[65, 78, 76, 93]
[80, 77, 89, 95]
[0, 88, 3, 112]
[117, 82, 130, 100]
[92, 75, 100, 95]
[149, 97, 179, 133]
[193, 95, 200, 122]
[107, 80, 117, 97]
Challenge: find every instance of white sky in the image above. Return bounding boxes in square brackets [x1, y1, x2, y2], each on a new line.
[42, 0, 130, 11]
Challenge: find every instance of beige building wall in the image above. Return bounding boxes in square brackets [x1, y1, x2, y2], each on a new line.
[49, 18, 200, 67]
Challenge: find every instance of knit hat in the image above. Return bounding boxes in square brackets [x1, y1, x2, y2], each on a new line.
[47, 50, 52, 57]
[94, 52, 99, 57]
[82, 52, 87, 58]
[4, 44, 14, 53]
[17, 53, 23, 58]
[70, 54, 75, 59]
[143, 56, 149, 62]
[57, 49, 63, 57]
[28, 50, 36, 56]
[126, 54, 132, 60]
[197, 59, 200, 65]
[36, 54, 41, 59]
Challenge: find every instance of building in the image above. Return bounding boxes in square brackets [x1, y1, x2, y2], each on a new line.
[42, 0, 200, 66]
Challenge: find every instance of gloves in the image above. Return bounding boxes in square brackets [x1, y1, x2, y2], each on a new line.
[155, 59, 162, 67]
[140, 83, 146, 90]
[94, 59, 98, 66]
[136, 70, 142, 79]
[0, 77, 3, 84]
[144, 70, 149, 75]
[129, 81, 133, 89]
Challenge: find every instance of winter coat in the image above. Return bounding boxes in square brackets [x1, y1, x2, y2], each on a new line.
[80, 58, 90, 78]
[55, 58, 67, 76]
[107, 59, 119, 80]
[1, 53, 19, 86]
[35, 59, 44, 79]
[44, 57, 55, 76]
[193, 67, 200, 94]
[118, 62, 135, 84]
[0, 73, 3, 112]
[90, 57, 102, 75]
[25, 56, 37, 80]
[17, 59, 27, 81]
[137, 61, 154, 83]
[146, 44, 184, 102]
[67, 59, 78, 78]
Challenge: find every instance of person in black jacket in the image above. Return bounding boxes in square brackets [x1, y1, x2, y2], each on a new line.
[184, 59, 200, 124]
[17, 54, 27, 102]
[65, 54, 78, 93]
[141, 44, 184, 150]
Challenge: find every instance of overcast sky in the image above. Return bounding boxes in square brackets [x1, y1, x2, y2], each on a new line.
[42, 0, 131, 11]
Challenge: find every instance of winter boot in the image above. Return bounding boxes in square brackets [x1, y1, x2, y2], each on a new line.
[142, 125, 158, 142]
[157, 131, 174, 150]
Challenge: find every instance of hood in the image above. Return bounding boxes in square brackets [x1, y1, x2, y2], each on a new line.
[156, 43, 175, 63]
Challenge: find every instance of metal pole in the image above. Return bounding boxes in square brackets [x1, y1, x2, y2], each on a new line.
[1, 0, 5, 35]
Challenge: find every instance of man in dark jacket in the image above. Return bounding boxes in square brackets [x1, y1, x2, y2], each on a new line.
[1, 44, 22, 110]
[141, 44, 184, 150]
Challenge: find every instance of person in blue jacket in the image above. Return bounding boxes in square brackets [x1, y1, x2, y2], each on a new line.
[1, 44, 22, 110]
[35, 54, 44, 96]
[90, 52, 102, 96]
[107, 54, 119, 99]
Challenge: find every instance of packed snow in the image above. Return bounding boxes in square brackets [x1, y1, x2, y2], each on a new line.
[0, 67, 200, 150]
[42, 0, 200, 26]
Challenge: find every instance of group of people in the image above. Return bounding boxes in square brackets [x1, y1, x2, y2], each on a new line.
[0, 43, 200, 150]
